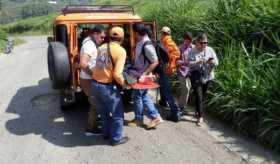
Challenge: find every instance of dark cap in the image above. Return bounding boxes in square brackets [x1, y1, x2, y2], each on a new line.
[183, 32, 192, 40]
[133, 24, 149, 36]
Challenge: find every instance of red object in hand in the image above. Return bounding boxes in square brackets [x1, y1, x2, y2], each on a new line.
[131, 75, 159, 89]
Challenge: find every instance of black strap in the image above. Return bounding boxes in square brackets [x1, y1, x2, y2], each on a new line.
[107, 42, 115, 67]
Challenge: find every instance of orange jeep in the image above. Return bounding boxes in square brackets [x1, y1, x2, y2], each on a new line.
[47, 5, 157, 110]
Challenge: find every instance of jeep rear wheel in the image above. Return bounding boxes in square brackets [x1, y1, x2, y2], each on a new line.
[47, 42, 70, 89]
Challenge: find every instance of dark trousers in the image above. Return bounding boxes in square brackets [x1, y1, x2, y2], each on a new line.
[91, 81, 124, 142]
[192, 82, 209, 118]
[158, 68, 179, 114]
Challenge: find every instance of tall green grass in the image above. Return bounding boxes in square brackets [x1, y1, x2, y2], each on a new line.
[0, 29, 8, 53]
[144, 0, 280, 151]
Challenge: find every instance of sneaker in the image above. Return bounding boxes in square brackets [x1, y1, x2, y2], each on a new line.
[127, 119, 144, 127]
[146, 116, 164, 129]
[159, 99, 169, 108]
[166, 112, 182, 122]
[97, 115, 102, 122]
[85, 128, 102, 136]
[196, 117, 204, 127]
[103, 135, 110, 140]
[111, 136, 129, 146]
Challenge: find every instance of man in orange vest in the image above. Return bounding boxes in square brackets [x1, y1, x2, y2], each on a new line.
[161, 26, 180, 75]
[159, 26, 182, 122]
[91, 26, 129, 146]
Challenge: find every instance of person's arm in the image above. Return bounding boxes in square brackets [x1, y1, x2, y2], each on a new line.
[187, 51, 202, 70]
[143, 61, 159, 75]
[142, 45, 159, 75]
[207, 47, 219, 66]
[80, 54, 92, 75]
[80, 41, 96, 75]
[113, 48, 127, 86]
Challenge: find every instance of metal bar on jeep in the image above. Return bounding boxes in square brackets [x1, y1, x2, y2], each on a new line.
[62, 5, 134, 15]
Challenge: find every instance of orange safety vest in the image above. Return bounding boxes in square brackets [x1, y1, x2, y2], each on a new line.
[161, 35, 180, 75]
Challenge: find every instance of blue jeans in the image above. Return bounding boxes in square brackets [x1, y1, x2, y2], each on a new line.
[91, 81, 124, 142]
[158, 68, 179, 114]
[133, 89, 159, 121]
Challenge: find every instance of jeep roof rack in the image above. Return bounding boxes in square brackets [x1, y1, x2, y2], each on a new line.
[61, 5, 135, 15]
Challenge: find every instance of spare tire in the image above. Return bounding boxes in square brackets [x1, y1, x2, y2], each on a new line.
[47, 42, 71, 89]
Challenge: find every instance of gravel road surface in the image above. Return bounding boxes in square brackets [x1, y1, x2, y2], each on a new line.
[0, 36, 279, 164]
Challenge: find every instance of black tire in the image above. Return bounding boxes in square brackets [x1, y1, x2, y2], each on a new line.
[47, 42, 70, 89]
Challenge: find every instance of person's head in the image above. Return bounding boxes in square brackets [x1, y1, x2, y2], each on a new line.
[133, 24, 149, 41]
[161, 26, 171, 36]
[90, 25, 106, 45]
[109, 26, 124, 43]
[195, 33, 208, 51]
[183, 32, 192, 45]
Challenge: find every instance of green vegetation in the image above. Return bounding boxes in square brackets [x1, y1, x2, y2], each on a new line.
[144, 0, 280, 151]
[0, 28, 8, 53]
[0, 28, 26, 53]
[0, 0, 93, 24]
[1, 13, 57, 35]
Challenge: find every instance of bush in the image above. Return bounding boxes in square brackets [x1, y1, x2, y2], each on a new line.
[143, 0, 280, 151]
[0, 29, 8, 53]
[1, 14, 57, 34]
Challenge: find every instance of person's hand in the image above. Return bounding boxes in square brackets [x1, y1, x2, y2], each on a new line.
[207, 58, 214, 65]
[176, 60, 184, 66]
[74, 63, 80, 69]
[138, 75, 145, 83]
[123, 81, 132, 89]
[138, 74, 155, 84]
[197, 59, 204, 65]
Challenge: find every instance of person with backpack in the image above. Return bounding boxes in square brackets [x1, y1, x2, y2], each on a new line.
[188, 33, 219, 126]
[79, 25, 106, 136]
[159, 26, 182, 122]
[177, 32, 193, 112]
[127, 24, 163, 129]
[91, 26, 129, 146]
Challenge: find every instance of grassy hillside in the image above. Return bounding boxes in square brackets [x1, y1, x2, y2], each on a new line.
[0, 0, 152, 35]
[0, 0, 93, 24]
[1, 13, 57, 35]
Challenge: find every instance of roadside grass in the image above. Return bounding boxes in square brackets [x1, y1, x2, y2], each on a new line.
[144, 0, 280, 152]
[0, 29, 8, 54]
[0, 40, 6, 54]
[0, 37, 26, 54]
[13, 37, 26, 46]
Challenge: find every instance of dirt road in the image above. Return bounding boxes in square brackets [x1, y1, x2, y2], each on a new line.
[0, 36, 278, 164]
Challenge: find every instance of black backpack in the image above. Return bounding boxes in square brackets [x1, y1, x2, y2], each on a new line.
[142, 40, 169, 73]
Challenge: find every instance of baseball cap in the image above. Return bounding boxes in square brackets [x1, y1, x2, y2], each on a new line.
[110, 26, 124, 38]
[161, 26, 171, 35]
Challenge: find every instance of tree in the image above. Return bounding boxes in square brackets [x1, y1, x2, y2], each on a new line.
[21, 3, 54, 19]
[0, 0, 2, 12]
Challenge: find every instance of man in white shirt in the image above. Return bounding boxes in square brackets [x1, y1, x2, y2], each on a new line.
[79, 25, 106, 135]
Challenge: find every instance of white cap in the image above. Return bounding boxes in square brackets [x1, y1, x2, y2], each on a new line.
[161, 26, 171, 35]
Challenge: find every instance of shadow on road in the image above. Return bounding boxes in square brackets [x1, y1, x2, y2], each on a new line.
[5, 78, 110, 147]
